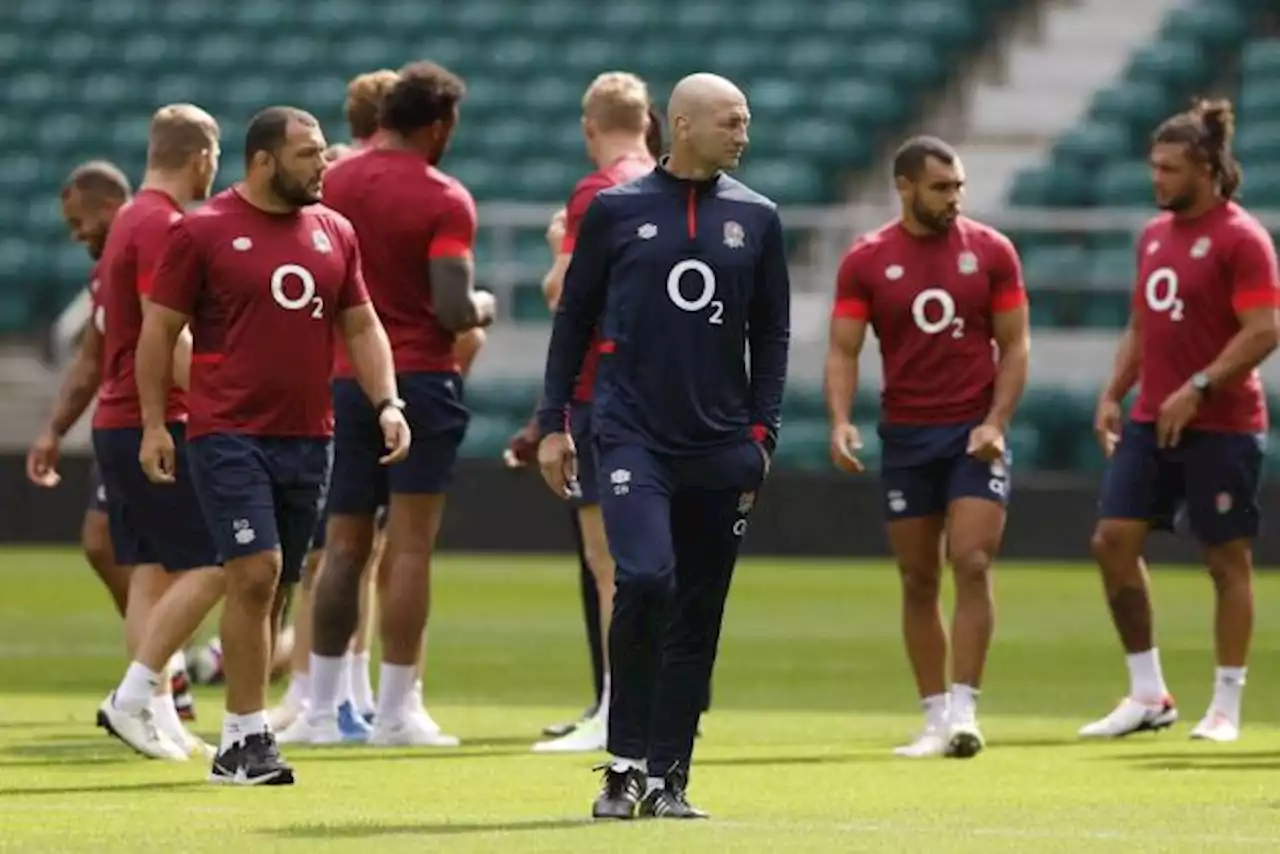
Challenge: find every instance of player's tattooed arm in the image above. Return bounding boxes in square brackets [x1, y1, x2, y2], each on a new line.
[339, 302, 399, 407]
[44, 320, 103, 438]
[1202, 306, 1280, 389]
[985, 305, 1031, 432]
[430, 256, 494, 332]
[135, 300, 189, 430]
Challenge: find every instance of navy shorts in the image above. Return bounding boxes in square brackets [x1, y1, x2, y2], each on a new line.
[597, 440, 767, 586]
[87, 461, 108, 513]
[327, 372, 469, 515]
[91, 424, 219, 572]
[1098, 421, 1264, 546]
[878, 422, 1012, 520]
[567, 401, 600, 506]
[187, 434, 332, 585]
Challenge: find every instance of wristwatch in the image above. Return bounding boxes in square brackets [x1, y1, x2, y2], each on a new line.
[1190, 372, 1211, 396]
[376, 396, 407, 417]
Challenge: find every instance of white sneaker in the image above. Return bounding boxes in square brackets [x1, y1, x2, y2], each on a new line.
[532, 712, 607, 753]
[276, 712, 344, 745]
[96, 694, 189, 761]
[1078, 696, 1178, 738]
[176, 726, 217, 759]
[267, 698, 308, 732]
[893, 723, 949, 758]
[369, 710, 461, 747]
[945, 719, 985, 759]
[1190, 710, 1239, 742]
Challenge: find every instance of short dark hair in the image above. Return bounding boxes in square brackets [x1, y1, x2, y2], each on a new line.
[892, 135, 958, 180]
[645, 104, 665, 159]
[244, 106, 318, 169]
[379, 60, 466, 135]
[62, 160, 131, 202]
[1153, 97, 1243, 200]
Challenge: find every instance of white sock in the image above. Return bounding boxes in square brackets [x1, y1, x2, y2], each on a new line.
[220, 710, 268, 753]
[597, 674, 611, 719]
[114, 662, 161, 713]
[307, 654, 344, 720]
[351, 651, 375, 714]
[921, 692, 949, 728]
[609, 756, 644, 773]
[1212, 666, 1246, 723]
[167, 650, 188, 675]
[284, 671, 310, 708]
[646, 775, 664, 794]
[950, 684, 980, 724]
[376, 663, 417, 723]
[1125, 649, 1169, 702]
[149, 694, 187, 746]
[338, 653, 356, 706]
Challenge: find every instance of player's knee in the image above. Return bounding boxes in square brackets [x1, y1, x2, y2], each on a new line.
[1205, 544, 1253, 593]
[615, 564, 675, 600]
[898, 567, 941, 603]
[1090, 521, 1141, 567]
[951, 547, 993, 585]
[228, 555, 282, 613]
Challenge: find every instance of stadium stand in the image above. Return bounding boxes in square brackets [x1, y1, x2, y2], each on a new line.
[5, 0, 1280, 476]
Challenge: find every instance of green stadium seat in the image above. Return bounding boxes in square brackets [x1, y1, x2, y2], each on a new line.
[1240, 165, 1280, 207]
[1008, 165, 1093, 208]
[818, 79, 909, 129]
[1235, 121, 1280, 164]
[857, 40, 946, 91]
[1239, 84, 1280, 120]
[466, 380, 540, 420]
[510, 284, 549, 321]
[1094, 161, 1152, 207]
[899, 1, 984, 51]
[1124, 40, 1210, 91]
[1087, 248, 1136, 290]
[1088, 82, 1176, 135]
[1240, 39, 1280, 77]
[459, 415, 523, 459]
[1160, 4, 1248, 53]
[1052, 122, 1133, 167]
[1022, 246, 1090, 290]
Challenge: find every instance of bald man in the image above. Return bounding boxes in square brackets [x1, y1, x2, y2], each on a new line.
[537, 73, 791, 819]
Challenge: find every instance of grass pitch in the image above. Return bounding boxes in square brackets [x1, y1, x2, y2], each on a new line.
[1, 549, 1278, 853]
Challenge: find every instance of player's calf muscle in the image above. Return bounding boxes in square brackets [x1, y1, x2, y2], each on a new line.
[311, 548, 365, 655]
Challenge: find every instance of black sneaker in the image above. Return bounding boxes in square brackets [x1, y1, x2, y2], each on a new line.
[209, 732, 294, 786]
[590, 762, 644, 820]
[638, 766, 708, 819]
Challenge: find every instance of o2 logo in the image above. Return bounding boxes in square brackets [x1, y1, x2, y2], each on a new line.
[911, 287, 965, 339]
[270, 263, 324, 319]
[667, 259, 724, 325]
[1143, 267, 1185, 321]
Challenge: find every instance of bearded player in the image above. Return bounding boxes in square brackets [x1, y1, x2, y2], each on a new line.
[1082, 99, 1279, 744]
[283, 61, 490, 748]
[824, 136, 1030, 759]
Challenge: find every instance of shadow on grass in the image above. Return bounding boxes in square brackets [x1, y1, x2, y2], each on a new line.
[268, 818, 594, 839]
[0, 780, 206, 797]
[0, 737, 137, 767]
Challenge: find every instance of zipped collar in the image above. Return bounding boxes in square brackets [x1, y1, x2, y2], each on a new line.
[653, 156, 722, 196]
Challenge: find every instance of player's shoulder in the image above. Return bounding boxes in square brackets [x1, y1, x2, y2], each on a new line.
[421, 165, 475, 213]
[955, 216, 1019, 259]
[1217, 201, 1273, 244]
[117, 190, 183, 235]
[1138, 210, 1176, 241]
[714, 174, 778, 214]
[843, 220, 901, 263]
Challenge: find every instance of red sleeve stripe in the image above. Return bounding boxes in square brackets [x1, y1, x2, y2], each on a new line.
[598, 339, 616, 354]
[749, 424, 768, 443]
[427, 236, 473, 259]
[559, 234, 576, 254]
[191, 353, 223, 365]
[832, 297, 870, 320]
[1231, 288, 1280, 312]
[991, 288, 1028, 313]
[136, 271, 155, 296]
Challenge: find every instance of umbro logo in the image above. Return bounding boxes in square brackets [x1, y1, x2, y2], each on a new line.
[637, 223, 657, 239]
